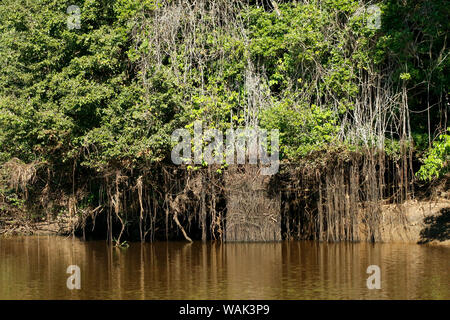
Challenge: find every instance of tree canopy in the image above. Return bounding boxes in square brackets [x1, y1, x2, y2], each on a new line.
[0, 0, 448, 176]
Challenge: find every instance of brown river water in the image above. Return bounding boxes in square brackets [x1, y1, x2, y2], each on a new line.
[0, 236, 448, 299]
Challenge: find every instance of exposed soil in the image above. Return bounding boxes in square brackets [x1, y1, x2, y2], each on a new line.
[377, 198, 450, 245]
[2, 197, 449, 246]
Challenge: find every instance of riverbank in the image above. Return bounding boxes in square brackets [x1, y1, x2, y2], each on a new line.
[2, 197, 449, 246]
[1, 158, 448, 244]
[0, 212, 74, 237]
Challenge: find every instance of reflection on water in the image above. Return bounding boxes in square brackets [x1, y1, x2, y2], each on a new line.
[0, 236, 448, 299]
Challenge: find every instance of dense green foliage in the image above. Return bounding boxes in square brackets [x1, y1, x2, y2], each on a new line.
[0, 0, 448, 176]
[417, 130, 450, 181]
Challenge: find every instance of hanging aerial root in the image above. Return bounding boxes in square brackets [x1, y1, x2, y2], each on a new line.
[173, 209, 193, 243]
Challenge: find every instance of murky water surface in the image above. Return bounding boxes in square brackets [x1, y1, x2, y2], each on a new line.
[0, 236, 448, 299]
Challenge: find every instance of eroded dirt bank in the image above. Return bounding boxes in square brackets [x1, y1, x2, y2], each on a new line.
[378, 199, 449, 246]
[1, 160, 449, 245]
[2, 198, 449, 246]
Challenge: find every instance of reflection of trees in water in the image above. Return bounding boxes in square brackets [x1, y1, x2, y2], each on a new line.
[0, 238, 448, 299]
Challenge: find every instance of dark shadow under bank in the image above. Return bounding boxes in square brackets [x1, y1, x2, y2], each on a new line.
[419, 208, 450, 244]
